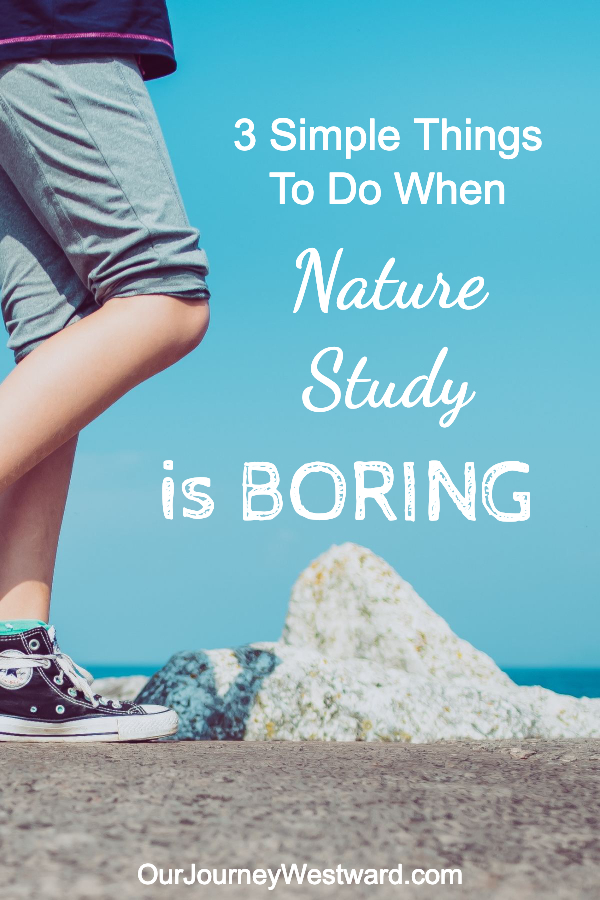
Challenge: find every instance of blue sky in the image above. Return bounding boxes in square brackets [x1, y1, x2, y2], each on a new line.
[1, 0, 597, 667]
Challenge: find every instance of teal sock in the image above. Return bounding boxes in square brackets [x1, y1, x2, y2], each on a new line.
[0, 619, 48, 635]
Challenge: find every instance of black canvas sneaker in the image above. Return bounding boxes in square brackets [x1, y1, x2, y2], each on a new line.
[0, 625, 178, 741]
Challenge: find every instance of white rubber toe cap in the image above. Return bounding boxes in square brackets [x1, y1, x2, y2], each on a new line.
[117, 706, 179, 741]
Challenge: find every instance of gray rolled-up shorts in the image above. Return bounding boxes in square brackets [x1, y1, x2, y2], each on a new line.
[0, 55, 209, 362]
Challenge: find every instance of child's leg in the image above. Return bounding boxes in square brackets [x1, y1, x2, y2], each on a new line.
[0, 291, 209, 491]
[0, 56, 209, 741]
[0, 436, 77, 620]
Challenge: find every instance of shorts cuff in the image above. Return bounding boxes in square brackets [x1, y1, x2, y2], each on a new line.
[100, 272, 210, 305]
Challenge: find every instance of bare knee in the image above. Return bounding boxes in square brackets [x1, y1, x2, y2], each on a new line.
[168, 296, 210, 358]
[103, 293, 210, 367]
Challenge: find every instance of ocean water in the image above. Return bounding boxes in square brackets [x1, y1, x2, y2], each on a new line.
[88, 664, 600, 699]
[504, 669, 600, 699]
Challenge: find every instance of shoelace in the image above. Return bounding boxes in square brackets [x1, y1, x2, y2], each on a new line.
[0, 648, 121, 709]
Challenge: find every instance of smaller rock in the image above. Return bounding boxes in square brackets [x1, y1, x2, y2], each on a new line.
[92, 675, 149, 701]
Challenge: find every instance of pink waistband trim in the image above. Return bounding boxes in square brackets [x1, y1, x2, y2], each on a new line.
[0, 31, 173, 49]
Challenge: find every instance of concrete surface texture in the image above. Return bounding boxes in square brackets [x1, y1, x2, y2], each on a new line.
[1, 739, 599, 899]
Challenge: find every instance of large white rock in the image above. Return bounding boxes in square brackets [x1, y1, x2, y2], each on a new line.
[132, 543, 600, 741]
[282, 542, 511, 685]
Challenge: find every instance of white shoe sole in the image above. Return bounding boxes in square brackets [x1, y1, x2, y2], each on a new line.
[0, 708, 178, 742]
